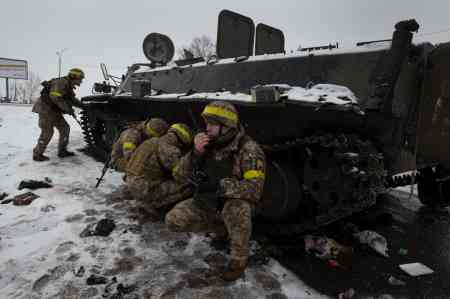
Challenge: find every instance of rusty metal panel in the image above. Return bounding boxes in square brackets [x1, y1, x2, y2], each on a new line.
[417, 43, 450, 168]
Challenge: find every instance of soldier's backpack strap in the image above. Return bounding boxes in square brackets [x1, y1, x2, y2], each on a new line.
[40, 79, 64, 113]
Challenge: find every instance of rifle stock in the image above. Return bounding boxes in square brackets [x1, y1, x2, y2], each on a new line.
[95, 156, 111, 188]
[94, 129, 122, 188]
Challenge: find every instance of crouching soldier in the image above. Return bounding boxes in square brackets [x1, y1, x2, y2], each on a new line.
[125, 123, 194, 216]
[111, 118, 169, 172]
[165, 101, 266, 281]
[32, 68, 85, 161]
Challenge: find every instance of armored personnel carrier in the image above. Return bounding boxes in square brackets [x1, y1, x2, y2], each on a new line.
[81, 10, 450, 234]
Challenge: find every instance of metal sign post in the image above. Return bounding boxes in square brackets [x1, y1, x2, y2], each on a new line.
[6, 78, 9, 100]
[0, 57, 28, 101]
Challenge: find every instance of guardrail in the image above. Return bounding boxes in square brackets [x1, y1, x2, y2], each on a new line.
[0, 102, 33, 106]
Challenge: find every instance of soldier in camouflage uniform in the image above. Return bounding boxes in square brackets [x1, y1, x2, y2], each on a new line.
[111, 118, 169, 172]
[165, 101, 266, 281]
[32, 68, 85, 161]
[125, 123, 194, 215]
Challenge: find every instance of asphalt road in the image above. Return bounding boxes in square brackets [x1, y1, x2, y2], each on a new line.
[269, 189, 450, 299]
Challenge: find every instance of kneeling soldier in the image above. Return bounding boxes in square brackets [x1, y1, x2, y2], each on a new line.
[165, 101, 266, 281]
[125, 123, 194, 215]
[111, 118, 168, 172]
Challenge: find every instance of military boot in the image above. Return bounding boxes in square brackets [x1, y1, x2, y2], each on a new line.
[222, 258, 247, 281]
[207, 230, 229, 251]
[58, 149, 75, 158]
[33, 153, 50, 162]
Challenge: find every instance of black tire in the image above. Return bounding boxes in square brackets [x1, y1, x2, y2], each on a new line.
[417, 166, 450, 207]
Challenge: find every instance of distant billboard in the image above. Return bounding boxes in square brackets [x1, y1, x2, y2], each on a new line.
[0, 58, 28, 79]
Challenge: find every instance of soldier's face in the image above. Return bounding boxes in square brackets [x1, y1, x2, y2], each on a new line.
[72, 78, 83, 86]
[206, 123, 221, 138]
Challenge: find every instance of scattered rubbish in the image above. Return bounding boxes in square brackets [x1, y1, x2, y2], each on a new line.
[86, 274, 108, 285]
[0, 192, 8, 201]
[80, 224, 96, 238]
[94, 218, 116, 236]
[388, 275, 406, 286]
[399, 262, 434, 276]
[18, 179, 53, 190]
[117, 283, 137, 294]
[103, 276, 117, 296]
[328, 259, 340, 268]
[80, 219, 116, 238]
[304, 235, 352, 261]
[337, 288, 355, 299]
[398, 248, 408, 256]
[353, 230, 389, 257]
[41, 205, 56, 212]
[75, 266, 85, 277]
[12, 192, 39, 206]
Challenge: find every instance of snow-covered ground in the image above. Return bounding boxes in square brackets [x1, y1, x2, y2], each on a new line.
[0, 105, 328, 299]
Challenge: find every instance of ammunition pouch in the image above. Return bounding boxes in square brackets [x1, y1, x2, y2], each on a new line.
[192, 171, 223, 211]
[191, 155, 233, 212]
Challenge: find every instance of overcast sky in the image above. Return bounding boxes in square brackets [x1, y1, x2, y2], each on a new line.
[1, 0, 449, 97]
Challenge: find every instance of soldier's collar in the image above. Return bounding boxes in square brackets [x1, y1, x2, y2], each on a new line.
[218, 126, 245, 154]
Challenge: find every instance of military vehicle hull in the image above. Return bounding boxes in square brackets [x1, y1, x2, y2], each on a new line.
[81, 12, 449, 233]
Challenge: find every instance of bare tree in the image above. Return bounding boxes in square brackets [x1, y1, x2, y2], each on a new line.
[16, 71, 42, 104]
[177, 35, 216, 60]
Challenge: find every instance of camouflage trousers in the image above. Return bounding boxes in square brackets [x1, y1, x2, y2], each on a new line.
[125, 175, 193, 212]
[33, 113, 70, 155]
[165, 198, 252, 263]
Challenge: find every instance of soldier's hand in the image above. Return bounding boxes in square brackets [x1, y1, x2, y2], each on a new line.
[123, 150, 133, 159]
[194, 133, 210, 155]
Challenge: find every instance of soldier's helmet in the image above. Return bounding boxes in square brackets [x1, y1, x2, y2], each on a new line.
[201, 101, 239, 129]
[144, 118, 169, 138]
[169, 123, 193, 146]
[68, 68, 85, 80]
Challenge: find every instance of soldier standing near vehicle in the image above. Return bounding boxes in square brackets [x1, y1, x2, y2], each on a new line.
[110, 118, 169, 172]
[165, 101, 266, 281]
[125, 123, 194, 216]
[32, 68, 85, 161]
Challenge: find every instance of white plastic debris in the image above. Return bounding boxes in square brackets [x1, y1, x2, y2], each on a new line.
[353, 230, 389, 257]
[399, 262, 434, 276]
[388, 275, 406, 286]
[337, 288, 355, 299]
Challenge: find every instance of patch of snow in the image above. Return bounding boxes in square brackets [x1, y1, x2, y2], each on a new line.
[133, 43, 391, 75]
[115, 83, 360, 107]
[285, 84, 359, 105]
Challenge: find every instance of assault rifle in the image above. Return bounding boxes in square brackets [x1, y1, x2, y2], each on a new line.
[95, 129, 122, 188]
[95, 153, 112, 188]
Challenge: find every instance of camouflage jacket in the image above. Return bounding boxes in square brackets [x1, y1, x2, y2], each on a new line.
[111, 122, 148, 164]
[32, 76, 82, 115]
[126, 131, 188, 188]
[174, 126, 266, 204]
